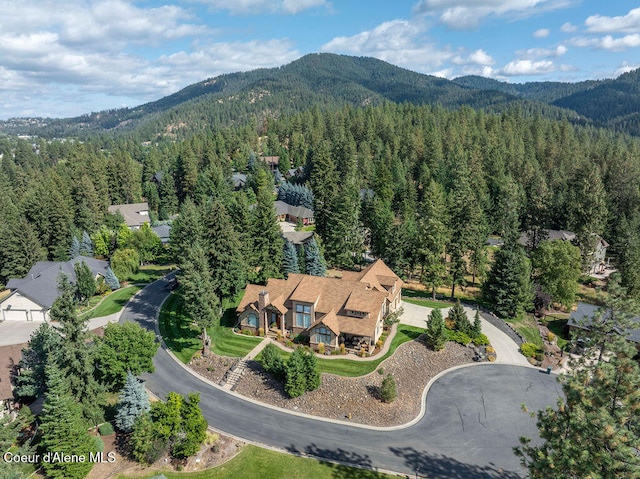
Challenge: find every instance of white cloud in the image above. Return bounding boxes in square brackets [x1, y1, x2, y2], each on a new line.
[500, 59, 556, 75]
[585, 8, 640, 34]
[452, 49, 495, 66]
[561, 22, 577, 32]
[516, 44, 567, 59]
[413, 0, 573, 30]
[192, 0, 329, 15]
[570, 34, 640, 52]
[616, 61, 640, 76]
[533, 28, 550, 38]
[321, 20, 455, 71]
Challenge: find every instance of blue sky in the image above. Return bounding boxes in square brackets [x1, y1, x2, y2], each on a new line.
[1, 0, 639, 119]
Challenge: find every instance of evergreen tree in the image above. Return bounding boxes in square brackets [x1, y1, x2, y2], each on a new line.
[202, 199, 246, 298]
[73, 260, 96, 305]
[80, 230, 93, 257]
[52, 275, 104, 423]
[449, 300, 471, 334]
[68, 236, 81, 259]
[110, 248, 140, 282]
[516, 351, 640, 478]
[304, 238, 326, 276]
[472, 308, 482, 339]
[115, 372, 151, 433]
[0, 215, 47, 284]
[302, 350, 321, 391]
[425, 308, 447, 351]
[14, 323, 62, 399]
[261, 343, 286, 380]
[380, 373, 397, 403]
[419, 180, 450, 300]
[104, 266, 120, 290]
[483, 239, 533, 318]
[282, 240, 300, 279]
[285, 348, 307, 398]
[130, 413, 164, 464]
[179, 243, 220, 354]
[170, 198, 203, 267]
[309, 140, 337, 246]
[250, 168, 284, 283]
[39, 365, 97, 479]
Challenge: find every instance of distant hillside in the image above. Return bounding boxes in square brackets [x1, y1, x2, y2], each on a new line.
[3, 53, 639, 139]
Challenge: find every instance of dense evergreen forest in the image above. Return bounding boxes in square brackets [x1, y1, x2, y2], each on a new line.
[2, 101, 640, 311]
[4, 53, 640, 139]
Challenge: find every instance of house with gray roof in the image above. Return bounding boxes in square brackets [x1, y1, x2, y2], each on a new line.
[274, 200, 314, 225]
[568, 302, 640, 348]
[108, 202, 150, 229]
[0, 256, 110, 322]
[152, 224, 172, 244]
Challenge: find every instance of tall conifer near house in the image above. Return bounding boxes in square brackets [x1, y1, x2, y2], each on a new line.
[282, 240, 300, 279]
[115, 372, 151, 433]
[425, 308, 446, 351]
[305, 238, 326, 276]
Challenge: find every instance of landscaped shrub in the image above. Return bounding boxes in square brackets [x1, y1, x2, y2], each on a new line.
[317, 343, 325, 355]
[520, 342, 542, 358]
[472, 333, 490, 346]
[339, 343, 346, 354]
[446, 330, 471, 346]
[380, 374, 397, 403]
[376, 339, 383, 349]
[547, 331, 556, 343]
[258, 327, 265, 337]
[98, 422, 114, 436]
[261, 343, 286, 380]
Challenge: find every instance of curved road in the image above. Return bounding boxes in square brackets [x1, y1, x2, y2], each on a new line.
[122, 276, 562, 479]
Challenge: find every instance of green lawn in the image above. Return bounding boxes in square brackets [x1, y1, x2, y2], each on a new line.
[506, 314, 543, 348]
[544, 316, 570, 349]
[129, 264, 176, 284]
[256, 324, 424, 377]
[117, 444, 394, 479]
[159, 291, 261, 363]
[79, 286, 141, 321]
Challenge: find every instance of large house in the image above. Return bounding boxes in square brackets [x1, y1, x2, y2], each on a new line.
[0, 256, 110, 322]
[108, 202, 150, 229]
[568, 302, 640, 351]
[274, 200, 315, 225]
[236, 259, 402, 352]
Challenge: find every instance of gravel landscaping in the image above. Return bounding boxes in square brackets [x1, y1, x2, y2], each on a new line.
[190, 336, 475, 427]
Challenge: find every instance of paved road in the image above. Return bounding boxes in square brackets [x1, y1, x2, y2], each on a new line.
[123, 276, 561, 479]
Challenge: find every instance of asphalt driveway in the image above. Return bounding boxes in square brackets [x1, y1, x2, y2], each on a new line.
[124, 277, 561, 479]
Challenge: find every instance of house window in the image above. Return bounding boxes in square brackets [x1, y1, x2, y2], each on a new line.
[316, 327, 331, 344]
[247, 313, 258, 328]
[295, 304, 311, 328]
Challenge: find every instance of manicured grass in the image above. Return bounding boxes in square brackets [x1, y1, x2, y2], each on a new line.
[159, 290, 261, 363]
[402, 297, 453, 309]
[79, 286, 141, 321]
[129, 264, 176, 284]
[506, 314, 543, 348]
[256, 324, 424, 377]
[117, 444, 394, 479]
[544, 316, 570, 349]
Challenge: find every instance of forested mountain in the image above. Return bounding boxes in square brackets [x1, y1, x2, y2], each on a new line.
[0, 53, 583, 139]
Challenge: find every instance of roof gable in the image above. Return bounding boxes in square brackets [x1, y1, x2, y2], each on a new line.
[108, 202, 150, 228]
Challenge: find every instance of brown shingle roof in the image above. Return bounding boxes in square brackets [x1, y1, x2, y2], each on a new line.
[108, 202, 150, 228]
[312, 310, 341, 335]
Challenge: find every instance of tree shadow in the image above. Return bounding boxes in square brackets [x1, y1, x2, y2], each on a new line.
[389, 446, 524, 479]
[287, 443, 389, 479]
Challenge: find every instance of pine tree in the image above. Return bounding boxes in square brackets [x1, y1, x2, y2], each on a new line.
[419, 180, 450, 300]
[130, 412, 164, 464]
[115, 372, 151, 433]
[302, 350, 321, 391]
[250, 168, 284, 283]
[516, 352, 640, 478]
[39, 364, 97, 479]
[305, 238, 326, 276]
[472, 308, 482, 339]
[180, 243, 220, 354]
[380, 373, 397, 403]
[425, 308, 447, 351]
[104, 266, 120, 290]
[282, 240, 300, 279]
[80, 230, 93, 257]
[285, 348, 307, 398]
[68, 236, 81, 259]
[0, 215, 47, 284]
[14, 323, 62, 399]
[170, 199, 203, 267]
[73, 260, 96, 305]
[449, 300, 471, 334]
[483, 239, 533, 318]
[172, 393, 208, 459]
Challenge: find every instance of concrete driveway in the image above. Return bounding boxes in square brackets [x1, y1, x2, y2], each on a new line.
[400, 301, 531, 367]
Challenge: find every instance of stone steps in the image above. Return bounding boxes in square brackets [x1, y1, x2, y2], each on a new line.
[222, 358, 249, 390]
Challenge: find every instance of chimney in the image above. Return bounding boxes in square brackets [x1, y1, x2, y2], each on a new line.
[258, 290, 269, 311]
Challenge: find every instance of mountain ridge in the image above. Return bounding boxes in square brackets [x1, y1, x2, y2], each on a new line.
[1, 53, 639, 138]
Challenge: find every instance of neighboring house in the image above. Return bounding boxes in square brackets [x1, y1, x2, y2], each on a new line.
[274, 200, 314, 225]
[568, 302, 640, 349]
[282, 231, 315, 249]
[261, 156, 280, 173]
[0, 256, 110, 322]
[108, 202, 150, 229]
[237, 259, 402, 352]
[519, 229, 609, 273]
[231, 172, 247, 190]
[152, 224, 172, 244]
[285, 165, 305, 180]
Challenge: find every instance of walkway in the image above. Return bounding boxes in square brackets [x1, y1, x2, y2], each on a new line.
[400, 301, 532, 367]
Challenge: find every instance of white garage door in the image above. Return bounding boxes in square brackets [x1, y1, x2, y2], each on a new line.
[3, 309, 29, 321]
[30, 310, 47, 322]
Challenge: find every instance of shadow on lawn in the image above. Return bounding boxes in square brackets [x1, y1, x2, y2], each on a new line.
[287, 444, 389, 479]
